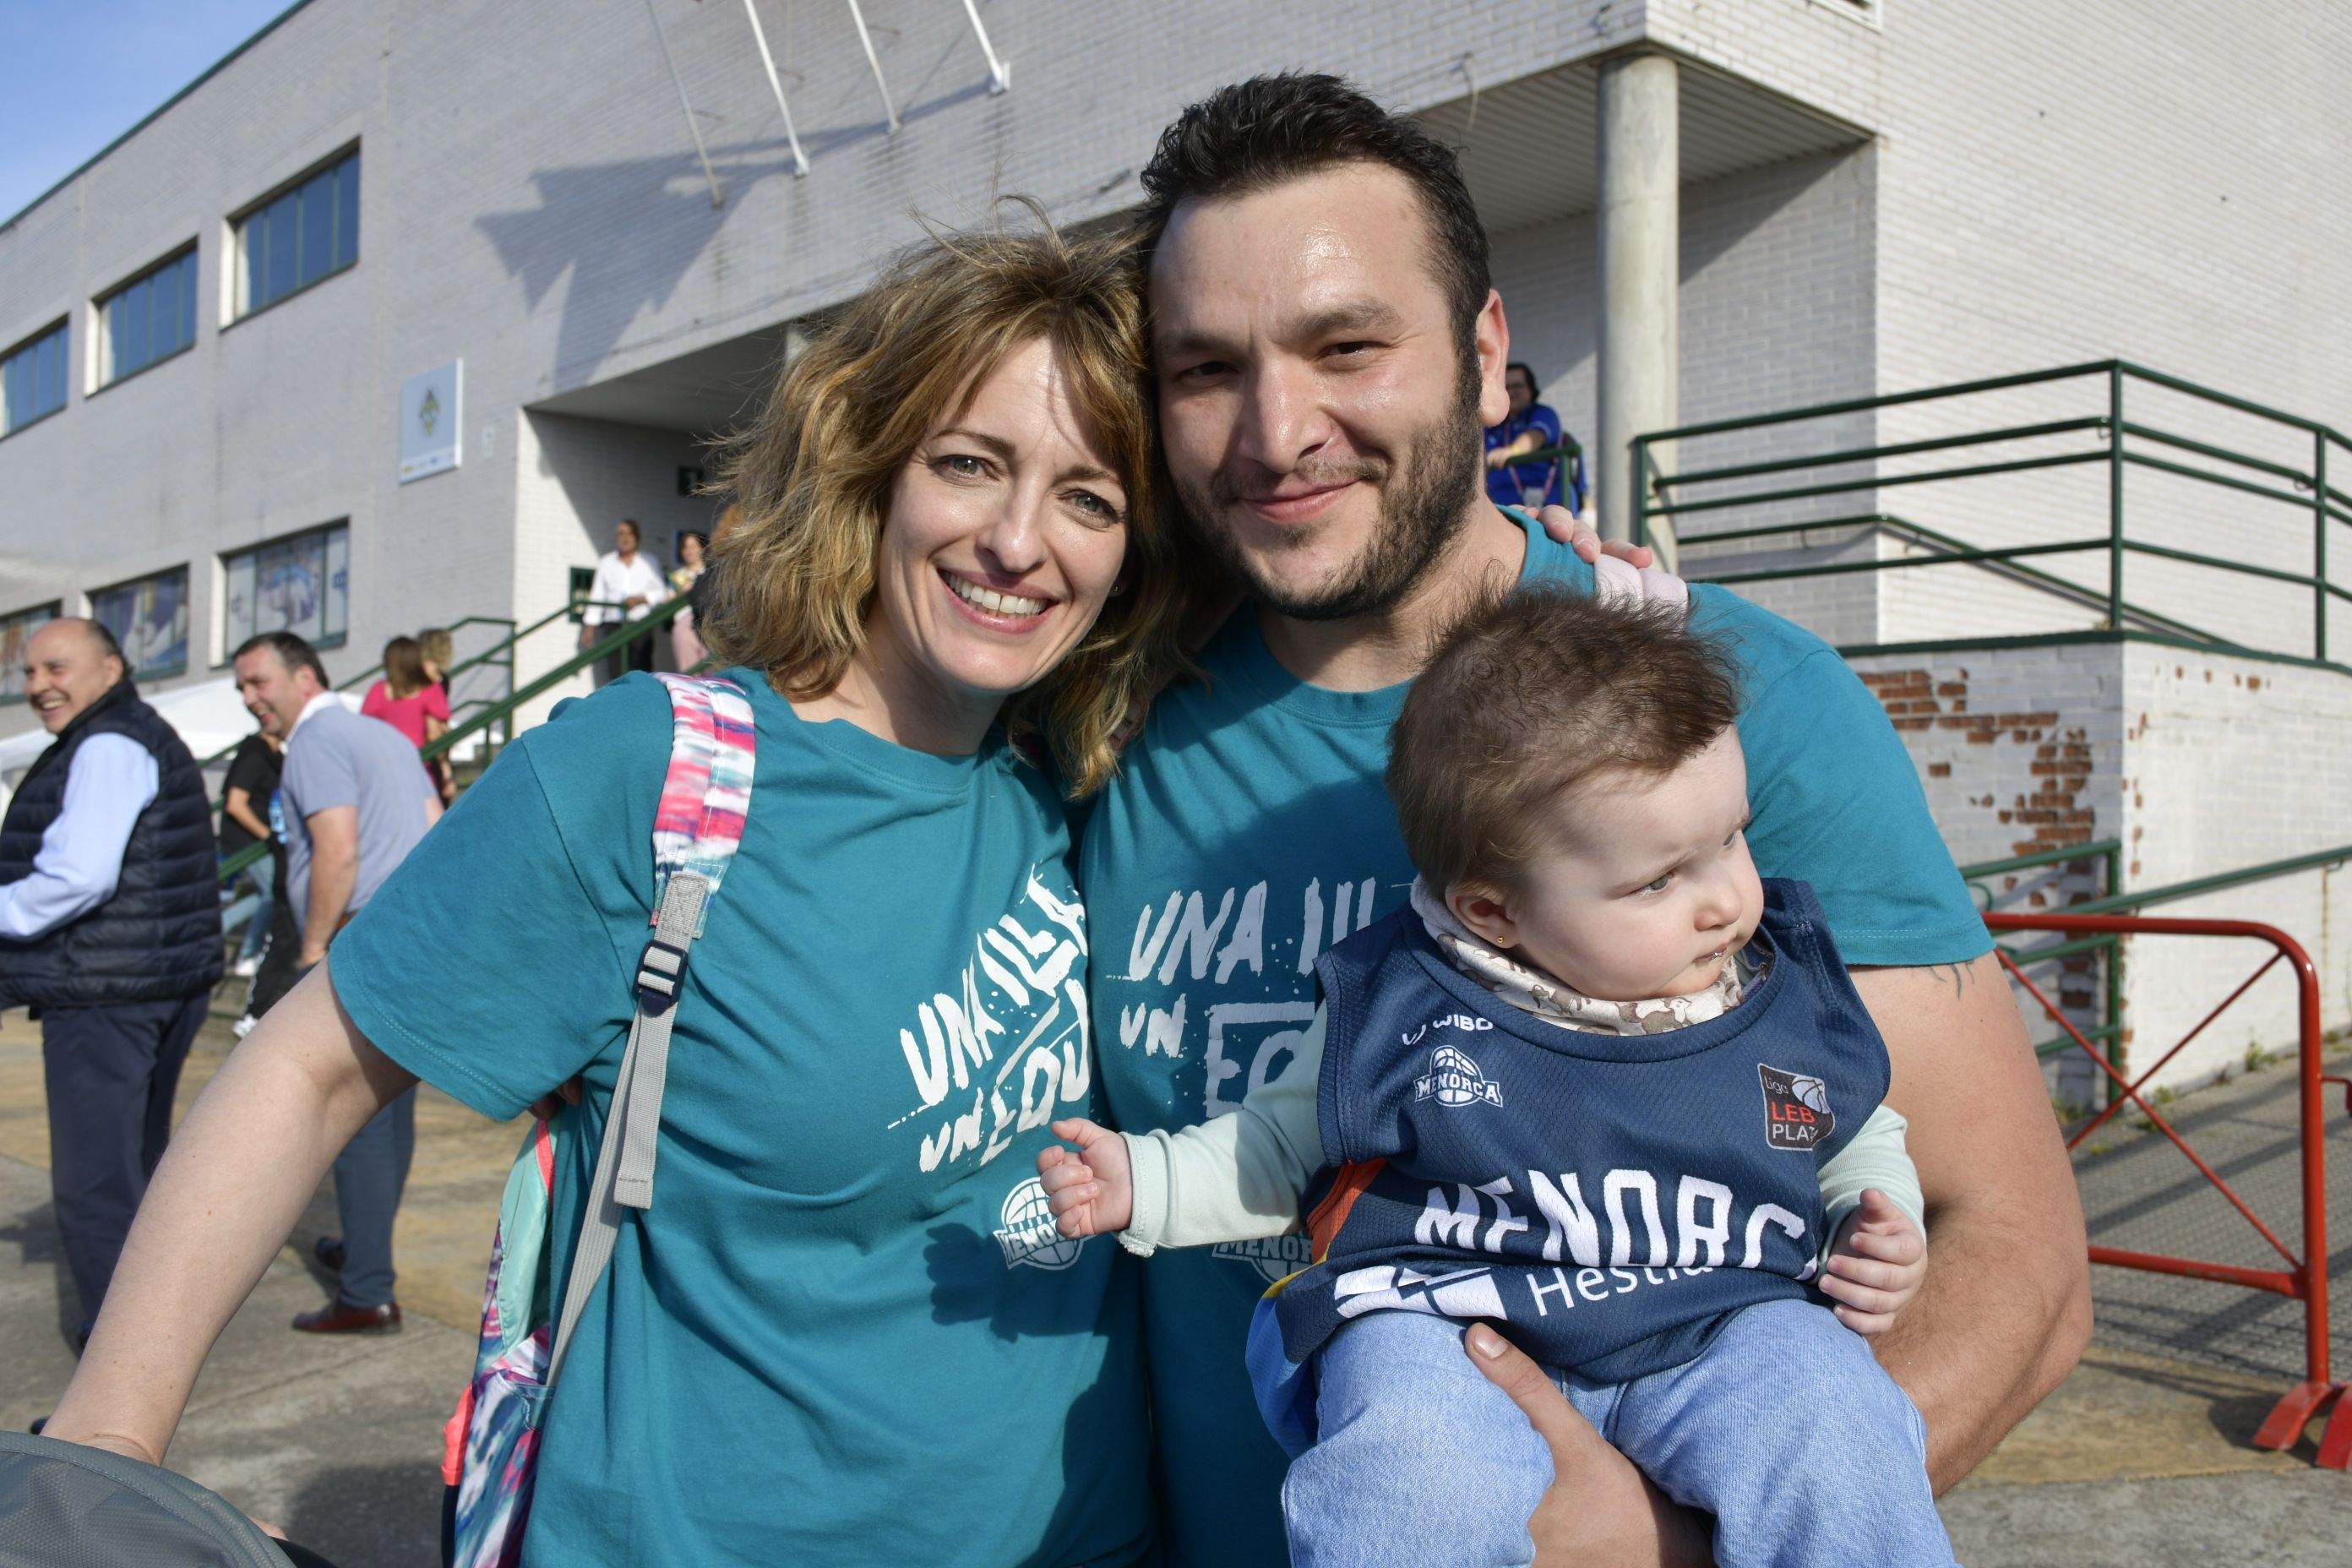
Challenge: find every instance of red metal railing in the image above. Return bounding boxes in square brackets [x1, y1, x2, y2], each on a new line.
[1986, 911, 2349, 1469]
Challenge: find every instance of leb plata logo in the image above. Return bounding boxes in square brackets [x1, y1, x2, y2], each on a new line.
[1758, 1063, 1834, 1152]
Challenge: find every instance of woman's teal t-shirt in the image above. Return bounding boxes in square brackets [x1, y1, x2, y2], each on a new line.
[332, 670, 1152, 1567]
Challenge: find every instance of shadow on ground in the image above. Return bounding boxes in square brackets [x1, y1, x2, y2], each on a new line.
[279, 1462, 447, 1568]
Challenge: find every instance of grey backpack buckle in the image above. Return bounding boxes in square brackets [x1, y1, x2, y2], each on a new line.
[635, 936, 689, 1014]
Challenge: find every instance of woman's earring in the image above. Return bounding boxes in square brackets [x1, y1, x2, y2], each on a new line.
[1109, 581, 1128, 596]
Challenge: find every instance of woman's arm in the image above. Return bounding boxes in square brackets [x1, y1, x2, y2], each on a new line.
[41, 961, 416, 1464]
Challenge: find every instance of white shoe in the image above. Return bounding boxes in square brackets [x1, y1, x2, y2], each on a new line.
[233, 955, 260, 978]
[232, 1014, 259, 1038]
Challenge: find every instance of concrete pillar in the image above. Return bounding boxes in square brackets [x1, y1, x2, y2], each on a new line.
[1595, 51, 1680, 547]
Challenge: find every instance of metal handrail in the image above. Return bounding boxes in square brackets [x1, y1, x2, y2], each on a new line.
[1637, 358, 2350, 666]
[1955, 836, 2352, 1085]
[417, 589, 692, 765]
[1685, 514, 2229, 645]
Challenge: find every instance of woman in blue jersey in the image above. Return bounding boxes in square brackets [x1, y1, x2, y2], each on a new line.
[46, 215, 1189, 1566]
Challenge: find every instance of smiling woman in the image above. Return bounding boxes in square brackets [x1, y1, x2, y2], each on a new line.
[703, 215, 1189, 794]
[41, 208, 1188, 1568]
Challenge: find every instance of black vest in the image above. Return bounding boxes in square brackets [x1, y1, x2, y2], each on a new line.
[0, 680, 225, 1008]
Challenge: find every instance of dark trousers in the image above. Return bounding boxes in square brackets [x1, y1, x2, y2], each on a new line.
[41, 992, 209, 1339]
[594, 627, 657, 688]
[246, 879, 302, 1020]
[332, 1087, 416, 1309]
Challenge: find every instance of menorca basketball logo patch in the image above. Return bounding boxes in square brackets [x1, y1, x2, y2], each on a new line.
[1758, 1064, 1834, 1152]
[1414, 1044, 1503, 1108]
[994, 1177, 1084, 1271]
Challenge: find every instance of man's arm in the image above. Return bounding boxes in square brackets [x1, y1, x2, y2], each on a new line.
[1485, 427, 1544, 468]
[0, 735, 159, 941]
[298, 805, 360, 966]
[1854, 954, 2092, 1487]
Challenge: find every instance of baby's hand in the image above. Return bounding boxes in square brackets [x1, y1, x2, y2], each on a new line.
[1037, 1119, 1134, 1239]
[1820, 1188, 1925, 1337]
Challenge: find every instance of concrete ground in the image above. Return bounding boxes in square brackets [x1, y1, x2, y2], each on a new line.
[2, 1007, 2346, 1566]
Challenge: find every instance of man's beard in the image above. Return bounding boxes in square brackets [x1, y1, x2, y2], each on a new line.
[1178, 353, 1486, 623]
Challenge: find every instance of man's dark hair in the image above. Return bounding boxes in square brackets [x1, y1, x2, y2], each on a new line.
[1506, 362, 1540, 400]
[617, 518, 640, 541]
[1136, 74, 1491, 338]
[232, 630, 328, 687]
[1388, 585, 1742, 895]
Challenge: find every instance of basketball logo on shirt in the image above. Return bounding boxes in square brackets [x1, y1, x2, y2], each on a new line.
[1758, 1064, 1834, 1152]
[995, 1177, 1085, 1271]
[1414, 1045, 1503, 1109]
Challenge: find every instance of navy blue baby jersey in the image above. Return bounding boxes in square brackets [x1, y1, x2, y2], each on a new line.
[1251, 879, 1889, 1440]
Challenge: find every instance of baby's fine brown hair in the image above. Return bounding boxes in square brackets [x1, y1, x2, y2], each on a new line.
[1386, 585, 1743, 896]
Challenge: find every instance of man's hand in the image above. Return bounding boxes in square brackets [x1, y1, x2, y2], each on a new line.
[1821, 1189, 1927, 1337]
[1462, 1325, 1712, 1567]
[1038, 1119, 1134, 1237]
[578, 624, 596, 651]
[527, 1077, 585, 1121]
[1533, 505, 1689, 614]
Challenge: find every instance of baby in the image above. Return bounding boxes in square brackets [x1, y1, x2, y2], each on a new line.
[1042, 586, 1954, 1568]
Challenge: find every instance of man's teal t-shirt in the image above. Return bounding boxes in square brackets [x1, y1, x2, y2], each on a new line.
[1080, 512, 1989, 1566]
[334, 671, 1152, 1567]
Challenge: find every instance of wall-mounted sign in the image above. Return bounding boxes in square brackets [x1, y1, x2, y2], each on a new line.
[399, 360, 462, 482]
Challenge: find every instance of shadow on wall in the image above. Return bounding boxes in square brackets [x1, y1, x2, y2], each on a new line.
[473, 14, 1000, 389]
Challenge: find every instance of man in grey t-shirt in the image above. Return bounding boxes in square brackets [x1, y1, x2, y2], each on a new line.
[231, 631, 439, 1335]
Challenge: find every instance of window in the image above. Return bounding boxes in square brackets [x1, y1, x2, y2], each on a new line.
[2, 319, 68, 435]
[0, 602, 61, 699]
[99, 247, 199, 386]
[90, 567, 190, 680]
[234, 150, 358, 318]
[223, 522, 349, 654]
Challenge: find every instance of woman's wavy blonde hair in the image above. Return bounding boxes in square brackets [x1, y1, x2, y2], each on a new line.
[699, 209, 1186, 796]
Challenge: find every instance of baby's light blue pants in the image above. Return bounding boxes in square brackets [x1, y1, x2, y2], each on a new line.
[1281, 1298, 1958, 1568]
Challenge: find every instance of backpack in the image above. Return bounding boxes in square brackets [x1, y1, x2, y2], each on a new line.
[438, 673, 757, 1568]
[0, 1429, 340, 1566]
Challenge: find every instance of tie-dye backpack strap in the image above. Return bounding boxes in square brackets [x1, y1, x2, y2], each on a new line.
[648, 672, 755, 927]
[441, 675, 756, 1568]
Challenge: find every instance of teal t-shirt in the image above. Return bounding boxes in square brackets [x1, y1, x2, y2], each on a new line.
[334, 671, 1152, 1567]
[1079, 512, 1988, 1566]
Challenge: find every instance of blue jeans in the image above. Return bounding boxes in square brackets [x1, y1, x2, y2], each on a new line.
[1282, 1300, 1955, 1568]
[331, 1088, 416, 1309]
[220, 852, 275, 962]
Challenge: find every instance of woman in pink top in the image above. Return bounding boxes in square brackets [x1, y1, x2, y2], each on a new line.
[360, 634, 451, 765]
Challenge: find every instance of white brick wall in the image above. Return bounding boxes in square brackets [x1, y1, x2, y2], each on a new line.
[1849, 640, 2350, 1102]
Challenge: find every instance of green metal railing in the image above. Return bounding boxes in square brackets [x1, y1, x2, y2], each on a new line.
[1958, 836, 2352, 1102]
[1634, 360, 2352, 669]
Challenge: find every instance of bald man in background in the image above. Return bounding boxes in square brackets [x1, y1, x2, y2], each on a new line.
[0, 618, 223, 1350]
